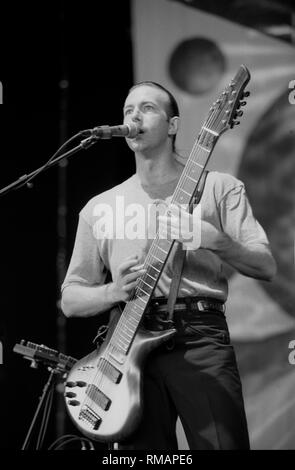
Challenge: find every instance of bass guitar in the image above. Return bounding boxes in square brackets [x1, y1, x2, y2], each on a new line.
[64, 64, 251, 442]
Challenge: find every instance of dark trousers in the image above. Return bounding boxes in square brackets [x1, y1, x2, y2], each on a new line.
[119, 311, 250, 450]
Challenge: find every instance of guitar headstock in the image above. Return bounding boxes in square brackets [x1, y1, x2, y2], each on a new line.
[206, 64, 251, 135]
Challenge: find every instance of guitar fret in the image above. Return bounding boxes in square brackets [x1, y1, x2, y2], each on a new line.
[122, 310, 140, 329]
[126, 317, 138, 329]
[115, 336, 128, 350]
[141, 279, 153, 289]
[149, 265, 160, 273]
[154, 246, 166, 260]
[157, 245, 168, 255]
[187, 175, 198, 183]
[191, 160, 204, 168]
[128, 308, 141, 320]
[180, 178, 196, 195]
[126, 313, 138, 324]
[202, 126, 219, 136]
[198, 145, 210, 153]
[110, 344, 125, 356]
[151, 254, 164, 263]
[119, 339, 130, 351]
[116, 338, 130, 351]
[131, 301, 144, 312]
[122, 324, 134, 335]
[146, 272, 157, 281]
[120, 325, 133, 337]
[123, 305, 141, 319]
[117, 331, 129, 343]
[137, 296, 148, 305]
[137, 286, 149, 296]
[179, 187, 191, 197]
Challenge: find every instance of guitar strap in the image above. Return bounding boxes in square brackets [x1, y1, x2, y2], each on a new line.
[166, 170, 209, 322]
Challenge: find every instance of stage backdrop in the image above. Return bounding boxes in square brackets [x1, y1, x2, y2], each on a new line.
[131, 0, 295, 449]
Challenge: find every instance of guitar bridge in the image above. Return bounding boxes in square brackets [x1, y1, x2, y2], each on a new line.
[79, 404, 101, 430]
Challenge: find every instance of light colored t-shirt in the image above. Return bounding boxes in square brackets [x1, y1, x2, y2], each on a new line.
[61, 171, 269, 302]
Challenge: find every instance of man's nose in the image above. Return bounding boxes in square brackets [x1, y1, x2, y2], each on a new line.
[131, 108, 142, 122]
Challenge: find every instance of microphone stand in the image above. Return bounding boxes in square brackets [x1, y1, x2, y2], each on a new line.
[22, 366, 57, 450]
[0, 134, 98, 198]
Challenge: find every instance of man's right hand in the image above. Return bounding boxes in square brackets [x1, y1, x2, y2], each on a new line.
[107, 255, 146, 303]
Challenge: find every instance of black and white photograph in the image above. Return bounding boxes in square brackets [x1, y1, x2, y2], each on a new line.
[0, 0, 295, 456]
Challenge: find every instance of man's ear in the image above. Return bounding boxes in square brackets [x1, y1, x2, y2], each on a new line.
[168, 116, 179, 136]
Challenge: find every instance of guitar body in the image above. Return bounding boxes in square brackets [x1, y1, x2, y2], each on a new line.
[65, 308, 176, 442]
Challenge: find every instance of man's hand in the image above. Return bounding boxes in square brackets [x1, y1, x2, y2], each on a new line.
[108, 255, 146, 303]
[158, 203, 221, 251]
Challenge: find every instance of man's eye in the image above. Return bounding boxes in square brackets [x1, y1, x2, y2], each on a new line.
[124, 109, 132, 115]
[143, 105, 154, 111]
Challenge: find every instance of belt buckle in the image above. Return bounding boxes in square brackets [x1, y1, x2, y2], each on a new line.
[220, 303, 226, 314]
[197, 300, 225, 313]
[197, 300, 206, 311]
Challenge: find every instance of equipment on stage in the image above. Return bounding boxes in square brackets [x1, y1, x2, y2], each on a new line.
[13, 340, 79, 450]
[13, 339, 77, 372]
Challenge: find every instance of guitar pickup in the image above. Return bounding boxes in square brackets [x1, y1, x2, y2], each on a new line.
[79, 405, 101, 430]
[98, 358, 122, 384]
[86, 384, 111, 411]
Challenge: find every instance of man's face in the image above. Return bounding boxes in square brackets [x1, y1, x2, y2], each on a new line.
[123, 85, 173, 154]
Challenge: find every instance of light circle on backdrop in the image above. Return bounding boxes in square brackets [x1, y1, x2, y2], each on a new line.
[168, 37, 227, 95]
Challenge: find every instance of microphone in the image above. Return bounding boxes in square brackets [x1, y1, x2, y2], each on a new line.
[84, 123, 140, 139]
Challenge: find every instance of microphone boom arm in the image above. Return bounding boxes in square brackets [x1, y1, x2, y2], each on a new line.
[0, 133, 102, 197]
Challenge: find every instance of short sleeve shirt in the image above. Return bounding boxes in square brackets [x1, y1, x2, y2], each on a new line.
[61, 171, 269, 302]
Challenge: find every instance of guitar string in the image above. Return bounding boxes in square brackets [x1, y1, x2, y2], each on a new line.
[80, 123, 219, 415]
[130, 87, 225, 297]
[79, 135, 212, 415]
[80, 88, 228, 416]
[130, 96, 223, 299]
[80, 83, 235, 415]
[73, 74, 248, 427]
[80, 88, 227, 415]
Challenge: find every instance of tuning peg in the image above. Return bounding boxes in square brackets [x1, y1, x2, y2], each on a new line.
[240, 101, 247, 106]
[243, 91, 250, 98]
[236, 110, 243, 117]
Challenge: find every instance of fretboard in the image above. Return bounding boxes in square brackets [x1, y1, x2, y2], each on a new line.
[109, 127, 219, 356]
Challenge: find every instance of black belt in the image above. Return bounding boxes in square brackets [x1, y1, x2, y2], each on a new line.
[148, 296, 226, 315]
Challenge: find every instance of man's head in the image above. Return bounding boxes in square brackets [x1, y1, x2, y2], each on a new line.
[123, 81, 180, 154]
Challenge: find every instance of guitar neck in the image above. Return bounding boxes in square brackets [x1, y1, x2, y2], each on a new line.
[108, 63, 251, 357]
[110, 134, 218, 356]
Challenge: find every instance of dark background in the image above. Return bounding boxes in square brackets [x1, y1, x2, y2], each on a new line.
[1, 0, 295, 451]
[0, 1, 134, 450]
